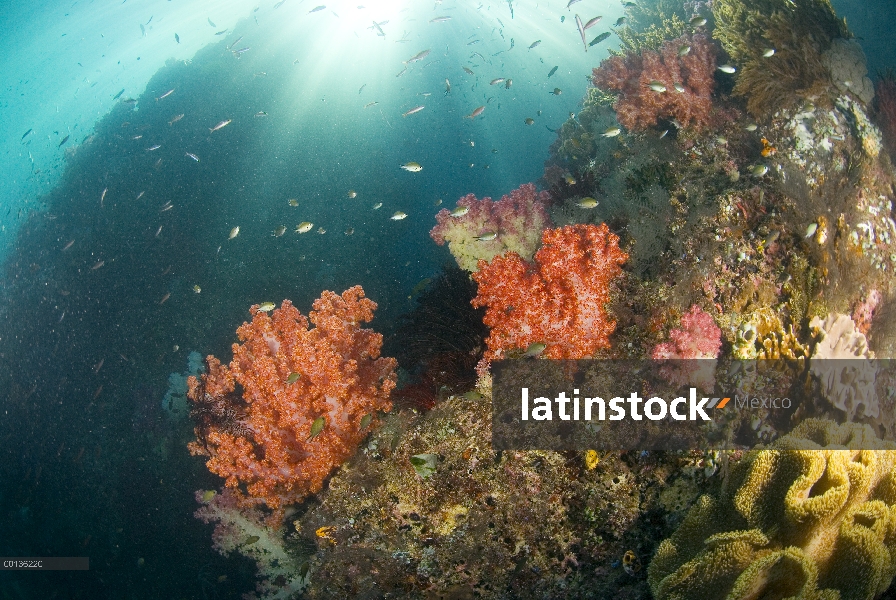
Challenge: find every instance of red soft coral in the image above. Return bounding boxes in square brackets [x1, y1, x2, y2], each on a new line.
[592, 34, 718, 131]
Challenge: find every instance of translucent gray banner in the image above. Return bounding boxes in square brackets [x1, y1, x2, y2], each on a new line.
[491, 359, 896, 451]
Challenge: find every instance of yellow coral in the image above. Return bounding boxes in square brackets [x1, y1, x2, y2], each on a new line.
[648, 419, 896, 600]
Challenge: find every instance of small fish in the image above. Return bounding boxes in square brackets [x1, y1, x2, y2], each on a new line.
[589, 31, 611, 46]
[749, 164, 769, 177]
[160, 202, 173, 212]
[528, 40, 541, 49]
[185, 152, 200, 161]
[583, 16, 602, 30]
[254, 111, 267, 117]
[548, 65, 559, 77]
[405, 49, 431, 63]
[131, 135, 143, 140]
[369, 202, 382, 211]
[396, 66, 407, 77]
[614, 16, 626, 26]
[174, 33, 180, 43]
[296, 221, 314, 233]
[193, 284, 201, 293]
[59, 135, 70, 147]
[715, 136, 728, 145]
[563, 174, 576, 185]
[360, 413, 373, 430]
[358, 84, 366, 94]
[91, 260, 105, 270]
[475, 231, 497, 241]
[257, 302, 276, 312]
[505, 79, 512, 89]
[445, 78, 451, 94]
[244, 536, 260, 546]
[648, 80, 667, 92]
[288, 199, 299, 206]
[430, 16, 451, 22]
[566, 0, 582, 8]
[286, 372, 301, 384]
[168, 113, 184, 125]
[577, 197, 598, 208]
[209, 119, 232, 132]
[208, 17, 217, 27]
[363, 101, 378, 108]
[136, 191, 145, 200]
[308, 5, 326, 13]
[762, 48, 775, 57]
[272, 225, 286, 237]
[112, 89, 125, 100]
[525, 118, 535, 125]
[467, 39, 480, 45]
[674, 83, 685, 93]
[450, 206, 470, 217]
[155, 225, 163, 237]
[602, 126, 621, 137]
[678, 44, 691, 56]
[718, 64, 736, 74]
[344, 227, 354, 235]
[551, 88, 562, 95]
[146, 144, 161, 151]
[308, 416, 326, 440]
[159, 292, 171, 305]
[574, 14, 587, 52]
[463, 66, 474, 75]
[490, 78, 505, 85]
[745, 123, 758, 132]
[523, 342, 547, 357]
[229, 226, 240, 239]
[156, 89, 174, 101]
[348, 190, 357, 198]
[63, 240, 75, 251]
[690, 16, 707, 27]
[465, 106, 485, 119]
[227, 35, 243, 51]
[100, 188, 107, 206]
[402, 105, 425, 117]
[401, 161, 423, 172]
[391, 211, 408, 220]
[21, 128, 33, 140]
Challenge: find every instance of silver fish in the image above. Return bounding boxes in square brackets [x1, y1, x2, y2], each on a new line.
[574, 15, 587, 52]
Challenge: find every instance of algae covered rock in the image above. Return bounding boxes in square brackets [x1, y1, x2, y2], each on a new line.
[648, 419, 896, 600]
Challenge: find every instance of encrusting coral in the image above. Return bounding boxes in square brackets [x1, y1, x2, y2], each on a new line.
[648, 419, 896, 600]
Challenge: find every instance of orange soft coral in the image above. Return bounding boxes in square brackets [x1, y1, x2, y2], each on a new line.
[187, 286, 396, 519]
[471, 224, 627, 367]
[592, 33, 718, 131]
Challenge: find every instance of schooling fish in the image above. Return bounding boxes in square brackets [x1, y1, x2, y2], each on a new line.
[308, 5, 326, 13]
[209, 119, 232, 132]
[589, 31, 611, 46]
[112, 89, 125, 100]
[174, 33, 180, 43]
[548, 65, 558, 77]
[528, 40, 541, 49]
[465, 106, 485, 119]
[156, 88, 174, 101]
[574, 15, 587, 52]
[583, 16, 602, 30]
[402, 105, 425, 117]
[405, 49, 431, 63]
[21, 128, 33, 140]
[208, 17, 216, 27]
[58, 135, 69, 147]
